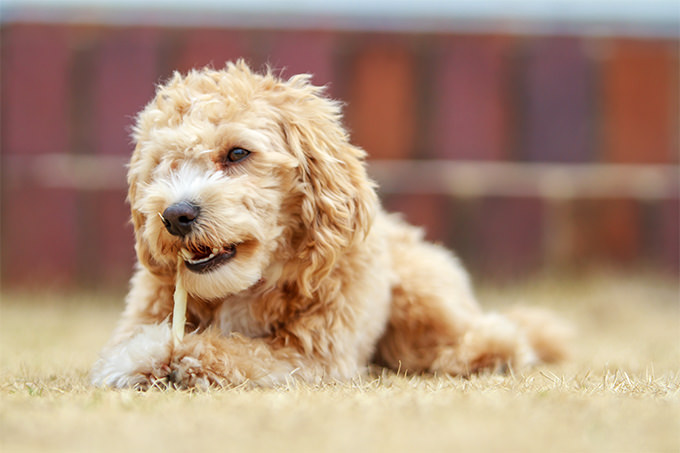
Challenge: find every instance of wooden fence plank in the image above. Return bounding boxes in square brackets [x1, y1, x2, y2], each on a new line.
[345, 42, 416, 159]
[603, 39, 678, 163]
[264, 30, 337, 92]
[430, 35, 512, 161]
[523, 37, 593, 162]
[471, 197, 544, 276]
[173, 28, 250, 74]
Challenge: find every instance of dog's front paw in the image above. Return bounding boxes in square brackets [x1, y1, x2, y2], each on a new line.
[91, 323, 174, 390]
[165, 356, 214, 390]
[119, 364, 173, 391]
[167, 334, 226, 390]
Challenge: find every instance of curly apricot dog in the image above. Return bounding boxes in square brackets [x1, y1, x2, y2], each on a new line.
[92, 61, 568, 389]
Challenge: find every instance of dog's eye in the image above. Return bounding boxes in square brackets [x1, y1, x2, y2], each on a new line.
[225, 147, 251, 163]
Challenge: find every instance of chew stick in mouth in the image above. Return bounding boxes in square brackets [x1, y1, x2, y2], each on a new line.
[172, 254, 188, 347]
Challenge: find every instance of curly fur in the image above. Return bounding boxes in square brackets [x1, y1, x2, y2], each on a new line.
[91, 61, 570, 389]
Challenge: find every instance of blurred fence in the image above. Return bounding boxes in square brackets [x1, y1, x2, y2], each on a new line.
[1, 20, 678, 288]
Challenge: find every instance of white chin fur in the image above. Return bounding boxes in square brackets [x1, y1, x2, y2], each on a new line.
[180, 259, 263, 299]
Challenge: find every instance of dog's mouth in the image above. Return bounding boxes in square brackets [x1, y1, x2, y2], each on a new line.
[180, 243, 237, 274]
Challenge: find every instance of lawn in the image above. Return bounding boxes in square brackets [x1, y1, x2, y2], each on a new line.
[1, 273, 678, 453]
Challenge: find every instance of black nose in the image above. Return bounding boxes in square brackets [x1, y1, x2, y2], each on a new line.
[161, 201, 200, 237]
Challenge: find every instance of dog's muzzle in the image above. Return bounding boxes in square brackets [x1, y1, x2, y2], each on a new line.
[160, 201, 239, 273]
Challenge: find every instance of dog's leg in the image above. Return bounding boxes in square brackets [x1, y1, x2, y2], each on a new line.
[376, 225, 538, 376]
[167, 327, 331, 389]
[92, 321, 347, 389]
[429, 313, 538, 376]
[377, 285, 537, 376]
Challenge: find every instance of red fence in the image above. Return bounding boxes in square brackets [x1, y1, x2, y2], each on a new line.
[1, 23, 678, 287]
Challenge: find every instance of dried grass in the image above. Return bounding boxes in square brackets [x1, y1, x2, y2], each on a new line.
[1, 273, 678, 452]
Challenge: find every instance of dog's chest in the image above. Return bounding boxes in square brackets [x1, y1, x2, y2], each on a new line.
[216, 297, 267, 338]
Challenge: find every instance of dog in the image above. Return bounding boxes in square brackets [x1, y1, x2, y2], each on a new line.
[91, 61, 569, 389]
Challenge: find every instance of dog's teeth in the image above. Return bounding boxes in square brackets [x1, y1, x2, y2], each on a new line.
[179, 246, 227, 265]
[187, 253, 216, 265]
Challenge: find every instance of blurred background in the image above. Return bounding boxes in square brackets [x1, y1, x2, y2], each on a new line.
[1, 0, 678, 289]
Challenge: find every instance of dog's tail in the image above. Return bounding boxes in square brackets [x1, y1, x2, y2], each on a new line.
[505, 306, 574, 363]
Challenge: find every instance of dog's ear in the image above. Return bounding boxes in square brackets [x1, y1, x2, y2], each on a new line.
[127, 144, 169, 278]
[279, 78, 378, 297]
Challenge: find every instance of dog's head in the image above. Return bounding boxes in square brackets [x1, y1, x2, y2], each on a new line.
[128, 61, 377, 300]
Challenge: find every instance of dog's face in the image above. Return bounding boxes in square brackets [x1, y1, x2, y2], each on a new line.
[128, 62, 377, 300]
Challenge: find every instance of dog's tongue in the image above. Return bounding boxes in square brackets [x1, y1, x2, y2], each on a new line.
[192, 249, 211, 260]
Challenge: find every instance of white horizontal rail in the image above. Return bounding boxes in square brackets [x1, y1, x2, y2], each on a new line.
[5, 154, 679, 200]
[5, 154, 128, 191]
[370, 160, 679, 200]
